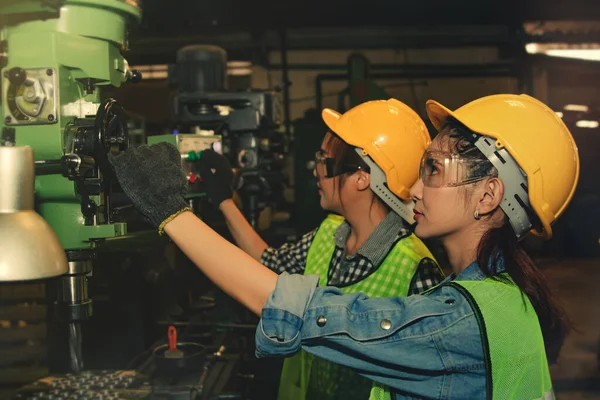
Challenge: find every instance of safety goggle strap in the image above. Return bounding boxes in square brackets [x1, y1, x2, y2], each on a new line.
[421, 151, 491, 187]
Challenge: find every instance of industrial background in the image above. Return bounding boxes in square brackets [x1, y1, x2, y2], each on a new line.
[0, 0, 599, 399]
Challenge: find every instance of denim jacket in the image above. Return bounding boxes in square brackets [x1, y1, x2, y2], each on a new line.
[256, 261, 506, 399]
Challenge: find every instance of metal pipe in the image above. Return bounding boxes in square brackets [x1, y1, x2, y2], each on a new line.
[280, 61, 519, 72]
[280, 29, 291, 136]
[34, 154, 95, 177]
[315, 62, 519, 110]
[127, 26, 520, 65]
[316, 74, 324, 112]
[156, 320, 257, 330]
[54, 251, 93, 322]
[34, 159, 65, 175]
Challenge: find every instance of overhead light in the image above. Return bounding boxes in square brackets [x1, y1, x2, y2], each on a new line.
[129, 64, 168, 80]
[131, 64, 168, 72]
[525, 43, 600, 62]
[228, 61, 253, 76]
[564, 104, 589, 112]
[228, 68, 253, 76]
[228, 61, 252, 68]
[575, 120, 599, 128]
[546, 49, 600, 62]
[525, 43, 540, 54]
[555, 111, 563, 118]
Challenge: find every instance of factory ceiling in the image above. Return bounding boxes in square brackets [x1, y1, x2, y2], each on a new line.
[134, 0, 600, 33]
[125, 0, 600, 64]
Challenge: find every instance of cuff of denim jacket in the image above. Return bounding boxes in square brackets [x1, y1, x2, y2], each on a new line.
[255, 273, 320, 357]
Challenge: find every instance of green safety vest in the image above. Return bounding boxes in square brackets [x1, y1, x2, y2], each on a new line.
[377, 273, 554, 400]
[452, 275, 554, 399]
[277, 214, 437, 400]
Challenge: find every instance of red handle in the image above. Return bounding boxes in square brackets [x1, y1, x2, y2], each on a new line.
[168, 325, 177, 351]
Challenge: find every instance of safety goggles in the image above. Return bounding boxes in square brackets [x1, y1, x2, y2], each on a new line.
[419, 149, 495, 188]
[315, 149, 370, 179]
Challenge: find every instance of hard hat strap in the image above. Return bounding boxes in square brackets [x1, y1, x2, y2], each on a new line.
[473, 135, 533, 239]
[354, 148, 416, 225]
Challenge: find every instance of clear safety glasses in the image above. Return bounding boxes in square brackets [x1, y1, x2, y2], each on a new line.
[419, 149, 495, 188]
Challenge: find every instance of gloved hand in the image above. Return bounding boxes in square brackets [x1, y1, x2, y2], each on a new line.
[108, 142, 191, 235]
[196, 149, 235, 207]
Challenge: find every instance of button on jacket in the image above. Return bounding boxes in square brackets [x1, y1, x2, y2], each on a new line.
[255, 261, 511, 399]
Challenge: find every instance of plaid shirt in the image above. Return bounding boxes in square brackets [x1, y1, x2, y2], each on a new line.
[260, 212, 443, 295]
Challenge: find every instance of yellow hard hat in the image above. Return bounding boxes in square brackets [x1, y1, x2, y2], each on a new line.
[426, 94, 580, 239]
[322, 99, 431, 200]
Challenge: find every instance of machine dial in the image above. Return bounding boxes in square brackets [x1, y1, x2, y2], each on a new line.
[3, 67, 57, 124]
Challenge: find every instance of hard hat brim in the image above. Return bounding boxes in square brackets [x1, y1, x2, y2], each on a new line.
[321, 107, 368, 151]
[426, 100, 457, 132]
[321, 108, 344, 139]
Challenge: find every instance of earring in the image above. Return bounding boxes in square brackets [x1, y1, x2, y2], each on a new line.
[474, 210, 481, 220]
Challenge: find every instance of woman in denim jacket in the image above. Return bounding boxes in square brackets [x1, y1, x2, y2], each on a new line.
[110, 94, 579, 399]
[193, 99, 444, 400]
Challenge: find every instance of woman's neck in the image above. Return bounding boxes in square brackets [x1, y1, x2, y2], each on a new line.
[344, 199, 389, 254]
[442, 225, 486, 276]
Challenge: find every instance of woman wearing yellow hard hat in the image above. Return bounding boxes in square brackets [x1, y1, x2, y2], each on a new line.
[115, 99, 443, 400]
[110, 93, 578, 398]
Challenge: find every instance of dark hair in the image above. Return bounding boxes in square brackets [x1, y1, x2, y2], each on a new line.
[324, 132, 387, 213]
[443, 117, 569, 363]
[477, 225, 568, 363]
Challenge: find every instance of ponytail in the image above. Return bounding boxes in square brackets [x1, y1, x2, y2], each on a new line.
[477, 224, 569, 363]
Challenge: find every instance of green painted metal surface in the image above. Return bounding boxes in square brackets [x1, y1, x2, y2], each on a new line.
[0, 0, 64, 16]
[0, 0, 140, 250]
[337, 53, 390, 112]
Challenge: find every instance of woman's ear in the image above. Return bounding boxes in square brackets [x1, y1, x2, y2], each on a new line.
[355, 170, 371, 192]
[477, 177, 504, 216]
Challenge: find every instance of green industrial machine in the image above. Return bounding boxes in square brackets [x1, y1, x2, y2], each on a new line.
[0, 0, 142, 372]
[337, 53, 390, 112]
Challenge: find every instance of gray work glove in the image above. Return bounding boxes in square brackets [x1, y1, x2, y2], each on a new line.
[196, 149, 235, 207]
[108, 142, 191, 234]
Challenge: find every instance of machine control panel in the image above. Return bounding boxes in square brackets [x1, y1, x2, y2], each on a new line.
[177, 135, 222, 155]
